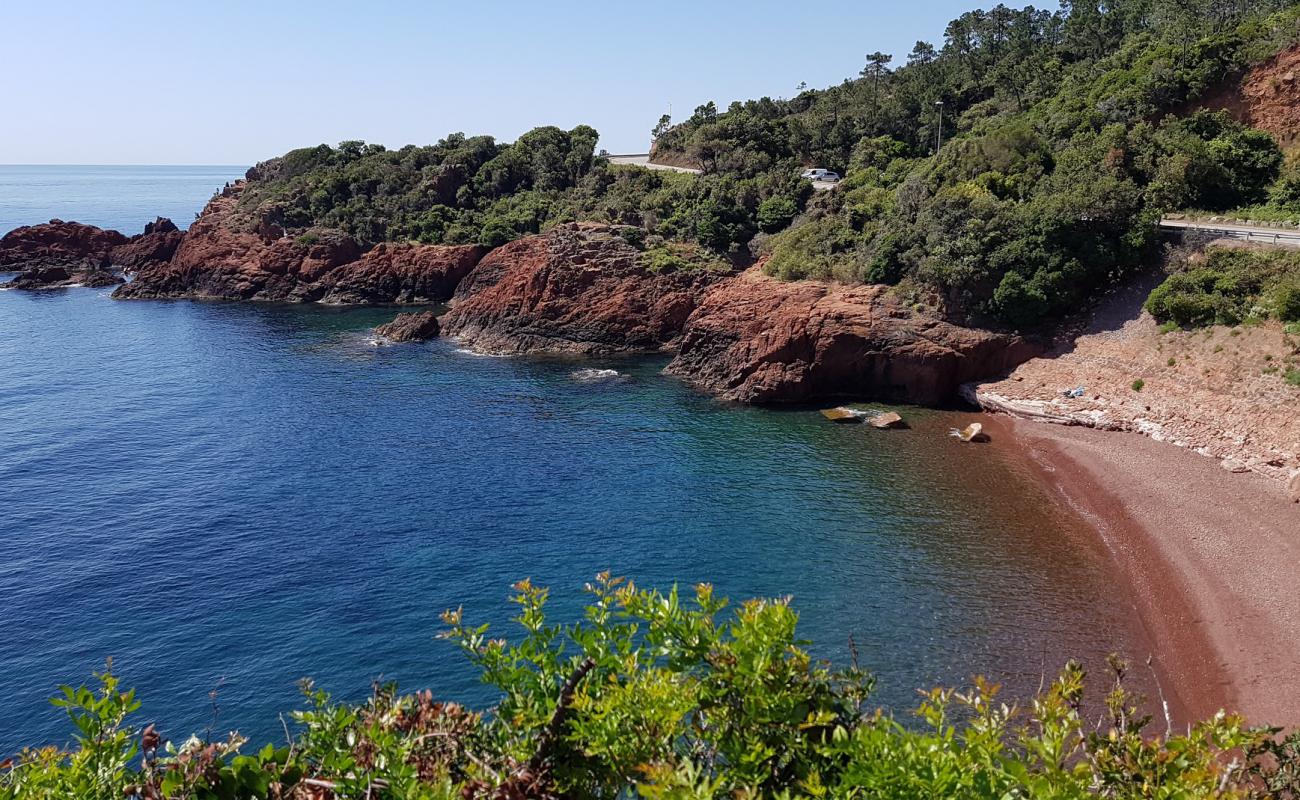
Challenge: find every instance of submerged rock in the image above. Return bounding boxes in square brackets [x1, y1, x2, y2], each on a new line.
[666, 268, 1037, 406]
[374, 311, 441, 342]
[441, 223, 733, 354]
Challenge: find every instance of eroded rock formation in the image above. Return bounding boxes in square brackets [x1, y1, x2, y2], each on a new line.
[115, 184, 483, 304]
[665, 267, 1037, 405]
[440, 223, 733, 354]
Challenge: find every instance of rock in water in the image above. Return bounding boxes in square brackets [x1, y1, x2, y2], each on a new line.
[821, 407, 866, 423]
[2, 265, 123, 290]
[870, 411, 906, 429]
[375, 311, 441, 342]
[949, 421, 987, 441]
[0, 219, 127, 271]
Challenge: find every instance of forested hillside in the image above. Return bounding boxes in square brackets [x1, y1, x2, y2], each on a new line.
[653, 0, 1300, 325]
[218, 0, 1300, 333]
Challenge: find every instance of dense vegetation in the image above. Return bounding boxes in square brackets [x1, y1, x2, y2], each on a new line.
[232, 127, 805, 259]
[4, 576, 1299, 799]
[1146, 244, 1300, 326]
[225, 0, 1300, 329]
[650, 0, 1300, 326]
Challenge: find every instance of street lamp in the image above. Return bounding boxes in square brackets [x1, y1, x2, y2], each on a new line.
[934, 100, 944, 154]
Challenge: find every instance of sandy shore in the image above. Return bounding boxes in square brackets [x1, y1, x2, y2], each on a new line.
[987, 416, 1300, 726]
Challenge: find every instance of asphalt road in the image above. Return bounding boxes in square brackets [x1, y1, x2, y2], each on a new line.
[1159, 217, 1300, 247]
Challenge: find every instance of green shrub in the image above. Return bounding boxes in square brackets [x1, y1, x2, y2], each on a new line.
[3, 578, 1294, 799]
[1146, 247, 1300, 328]
[756, 196, 799, 233]
[1131, 378, 1145, 391]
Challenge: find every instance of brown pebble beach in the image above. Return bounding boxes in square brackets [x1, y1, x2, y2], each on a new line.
[986, 415, 1300, 727]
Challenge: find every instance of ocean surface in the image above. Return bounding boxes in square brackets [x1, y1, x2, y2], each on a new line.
[0, 165, 245, 235]
[0, 167, 1152, 754]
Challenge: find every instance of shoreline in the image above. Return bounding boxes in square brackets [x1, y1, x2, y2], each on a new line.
[986, 414, 1300, 727]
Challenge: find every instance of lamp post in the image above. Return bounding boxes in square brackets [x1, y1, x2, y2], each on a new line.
[934, 100, 944, 154]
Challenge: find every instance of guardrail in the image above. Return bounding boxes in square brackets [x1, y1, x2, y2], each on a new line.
[1158, 217, 1300, 248]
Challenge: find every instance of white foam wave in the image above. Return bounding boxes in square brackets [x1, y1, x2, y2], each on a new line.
[570, 368, 624, 382]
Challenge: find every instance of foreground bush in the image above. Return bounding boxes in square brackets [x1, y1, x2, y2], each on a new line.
[3, 576, 1297, 798]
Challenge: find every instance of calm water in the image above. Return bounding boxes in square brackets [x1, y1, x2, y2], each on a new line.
[0, 165, 245, 234]
[0, 169, 1152, 754]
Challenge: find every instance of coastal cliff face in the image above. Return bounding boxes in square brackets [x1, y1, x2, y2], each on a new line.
[115, 183, 483, 304]
[316, 242, 484, 305]
[440, 223, 733, 354]
[666, 267, 1038, 405]
[108, 217, 185, 270]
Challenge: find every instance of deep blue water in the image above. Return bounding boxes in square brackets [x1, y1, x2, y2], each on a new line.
[0, 168, 1152, 754]
[0, 165, 245, 235]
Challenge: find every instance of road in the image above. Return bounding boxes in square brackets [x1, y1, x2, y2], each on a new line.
[604, 153, 701, 174]
[603, 154, 839, 191]
[1159, 216, 1300, 248]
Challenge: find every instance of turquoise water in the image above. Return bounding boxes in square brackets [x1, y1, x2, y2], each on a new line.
[0, 169, 1152, 754]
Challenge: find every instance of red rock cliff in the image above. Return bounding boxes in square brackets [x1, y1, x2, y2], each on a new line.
[666, 267, 1038, 405]
[115, 183, 483, 303]
[440, 223, 733, 354]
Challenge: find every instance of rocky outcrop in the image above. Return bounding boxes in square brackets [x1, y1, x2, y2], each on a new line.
[110, 217, 185, 270]
[0, 219, 128, 271]
[115, 184, 483, 304]
[316, 243, 484, 305]
[665, 268, 1037, 405]
[1200, 42, 1300, 147]
[441, 223, 732, 354]
[116, 187, 361, 301]
[375, 311, 441, 342]
[2, 265, 122, 290]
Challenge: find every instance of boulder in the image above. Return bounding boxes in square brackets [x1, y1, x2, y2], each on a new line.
[375, 311, 441, 342]
[666, 267, 1038, 405]
[440, 223, 733, 354]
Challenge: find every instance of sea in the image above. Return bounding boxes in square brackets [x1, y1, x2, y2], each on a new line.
[0, 165, 1153, 753]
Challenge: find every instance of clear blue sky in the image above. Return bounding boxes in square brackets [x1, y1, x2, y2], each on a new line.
[1, 0, 979, 165]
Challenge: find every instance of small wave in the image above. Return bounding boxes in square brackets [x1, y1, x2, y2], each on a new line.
[454, 348, 507, 358]
[570, 368, 625, 383]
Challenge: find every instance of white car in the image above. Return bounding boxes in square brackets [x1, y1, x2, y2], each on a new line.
[800, 168, 840, 182]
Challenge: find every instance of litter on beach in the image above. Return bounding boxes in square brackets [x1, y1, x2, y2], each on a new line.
[949, 422, 988, 442]
[1062, 385, 1086, 398]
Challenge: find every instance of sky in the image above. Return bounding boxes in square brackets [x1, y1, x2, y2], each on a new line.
[0, 0, 979, 165]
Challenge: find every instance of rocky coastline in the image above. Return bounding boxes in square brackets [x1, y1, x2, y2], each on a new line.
[3, 188, 1044, 408]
